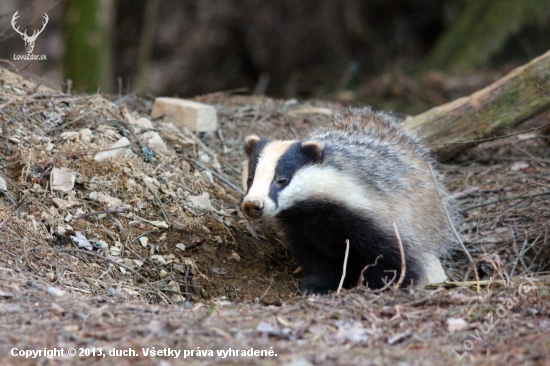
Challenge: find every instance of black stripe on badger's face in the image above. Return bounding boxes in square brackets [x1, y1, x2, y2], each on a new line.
[269, 141, 324, 206]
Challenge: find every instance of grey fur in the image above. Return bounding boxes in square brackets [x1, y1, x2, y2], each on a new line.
[310, 107, 453, 259]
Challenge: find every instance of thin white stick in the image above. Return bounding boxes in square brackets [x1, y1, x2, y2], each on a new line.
[337, 239, 350, 294]
[428, 163, 480, 291]
[393, 223, 407, 288]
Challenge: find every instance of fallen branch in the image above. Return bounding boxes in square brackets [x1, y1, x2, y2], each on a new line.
[404, 50, 550, 161]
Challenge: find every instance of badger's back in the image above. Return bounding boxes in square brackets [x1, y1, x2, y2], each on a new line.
[241, 108, 451, 294]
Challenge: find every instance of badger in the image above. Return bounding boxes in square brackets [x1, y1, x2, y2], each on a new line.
[241, 108, 451, 295]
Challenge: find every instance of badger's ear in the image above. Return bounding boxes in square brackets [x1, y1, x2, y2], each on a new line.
[244, 135, 261, 157]
[301, 140, 324, 164]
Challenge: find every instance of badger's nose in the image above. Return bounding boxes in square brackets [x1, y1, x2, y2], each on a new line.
[242, 199, 265, 219]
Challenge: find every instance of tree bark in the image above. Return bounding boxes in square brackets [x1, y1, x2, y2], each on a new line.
[403, 50, 550, 161]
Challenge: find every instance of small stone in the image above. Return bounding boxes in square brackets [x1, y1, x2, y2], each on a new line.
[64, 213, 72, 222]
[150, 97, 217, 132]
[56, 226, 66, 236]
[159, 270, 168, 278]
[511, 161, 529, 172]
[51, 168, 75, 192]
[202, 170, 214, 185]
[151, 255, 167, 265]
[110, 246, 121, 256]
[133, 117, 154, 129]
[198, 151, 211, 163]
[93, 137, 131, 162]
[47, 286, 66, 297]
[189, 192, 212, 212]
[141, 131, 166, 152]
[447, 318, 468, 332]
[78, 128, 93, 143]
[45, 142, 54, 151]
[139, 237, 148, 248]
[0, 176, 7, 191]
[172, 222, 186, 232]
[89, 192, 122, 210]
[52, 198, 75, 209]
[175, 243, 186, 251]
[70, 231, 93, 250]
[229, 251, 241, 262]
[60, 131, 79, 141]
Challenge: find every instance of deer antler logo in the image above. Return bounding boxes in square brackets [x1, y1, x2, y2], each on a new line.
[11, 11, 49, 54]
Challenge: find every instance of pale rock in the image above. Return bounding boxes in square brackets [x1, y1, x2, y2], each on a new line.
[110, 246, 121, 256]
[122, 258, 134, 269]
[511, 161, 529, 172]
[60, 131, 79, 141]
[93, 137, 131, 162]
[202, 170, 214, 185]
[198, 151, 211, 163]
[229, 251, 241, 262]
[418, 253, 447, 287]
[0, 176, 7, 191]
[189, 192, 213, 212]
[45, 142, 54, 151]
[139, 237, 149, 248]
[150, 254, 167, 265]
[141, 131, 166, 152]
[78, 128, 93, 143]
[47, 287, 66, 297]
[150, 97, 217, 132]
[52, 198, 75, 209]
[447, 318, 468, 332]
[51, 168, 75, 192]
[159, 270, 168, 278]
[133, 117, 154, 129]
[56, 226, 66, 236]
[64, 213, 72, 222]
[89, 192, 122, 210]
[175, 243, 186, 251]
[70, 231, 93, 250]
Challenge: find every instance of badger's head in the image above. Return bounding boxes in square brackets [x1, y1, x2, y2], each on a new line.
[241, 135, 325, 220]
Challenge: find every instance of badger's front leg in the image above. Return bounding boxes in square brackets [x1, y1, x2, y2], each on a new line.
[297, 256, 342, 295]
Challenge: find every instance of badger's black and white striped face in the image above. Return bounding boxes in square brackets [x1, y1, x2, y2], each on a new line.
[241, 135, 325, 220]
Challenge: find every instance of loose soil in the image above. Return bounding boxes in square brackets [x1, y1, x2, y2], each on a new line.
[0, 67, 549, 365]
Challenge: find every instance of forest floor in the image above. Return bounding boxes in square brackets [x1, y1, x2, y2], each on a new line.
[0, 67, 549, 366]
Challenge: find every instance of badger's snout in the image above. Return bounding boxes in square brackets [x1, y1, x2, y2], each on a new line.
[242, 198, 265, 219]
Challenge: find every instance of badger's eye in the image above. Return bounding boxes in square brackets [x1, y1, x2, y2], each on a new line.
[276, 177, 289, 185]
[247, 176, 254, 186]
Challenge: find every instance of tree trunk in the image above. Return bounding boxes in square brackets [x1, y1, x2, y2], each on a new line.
[423, 0, 549, 72]
[403, 50, 550, 161]
[63, 0, 115, 93]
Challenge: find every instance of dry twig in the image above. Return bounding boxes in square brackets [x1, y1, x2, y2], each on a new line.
[392, 223, 406, 289]
[428, 163, 480, 291]
[56, 248, 173, 305]
[336, 239, 350, 294]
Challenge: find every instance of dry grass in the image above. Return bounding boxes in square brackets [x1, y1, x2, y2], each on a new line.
[1, 67, 550, 365]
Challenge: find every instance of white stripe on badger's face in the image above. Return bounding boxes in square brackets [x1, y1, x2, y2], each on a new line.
[244, 141, 295, 218]
[276, 164, 376, 215]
